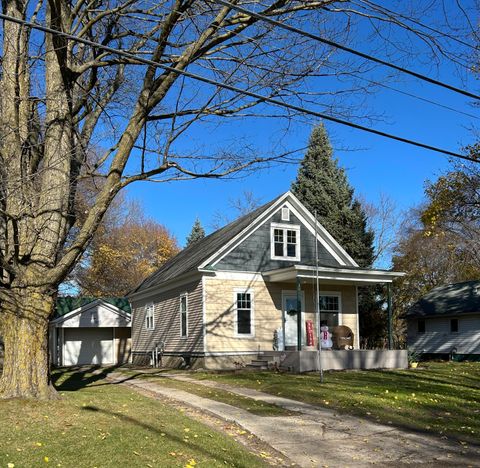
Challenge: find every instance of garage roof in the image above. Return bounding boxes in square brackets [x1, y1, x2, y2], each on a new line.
[55, 297, 131, 318]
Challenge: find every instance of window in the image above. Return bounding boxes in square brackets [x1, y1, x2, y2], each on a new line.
[180, 293, 188, 337]
[235, 291, 254, 337]
[145, 303, 154, 330]
[450, 318, 458, 333]
[319, 293, 340, 328]
[271, 223, 300, 261]
[281, 206, 290, 221]
[417, 319, 425, 334]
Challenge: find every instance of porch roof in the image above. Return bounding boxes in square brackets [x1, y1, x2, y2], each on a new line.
[262, 264, 404, 285]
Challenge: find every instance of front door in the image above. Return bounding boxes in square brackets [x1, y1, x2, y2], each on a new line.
[283, 295, 304, 347]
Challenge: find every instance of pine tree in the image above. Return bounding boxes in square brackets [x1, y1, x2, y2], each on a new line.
[291, 124, 374, 267]
[292, 124, 381, 347]
[186, 217, 206, 247]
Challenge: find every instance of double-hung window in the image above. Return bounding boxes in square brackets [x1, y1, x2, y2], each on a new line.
[271, 223, 300, 261]
[319, 293, 341, 328]
[145, 303, 154, 330]
[235, 290, 254, 337]
[180, 293, 188, 338]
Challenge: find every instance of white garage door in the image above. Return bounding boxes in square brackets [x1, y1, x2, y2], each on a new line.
[63, 328, 114, 366]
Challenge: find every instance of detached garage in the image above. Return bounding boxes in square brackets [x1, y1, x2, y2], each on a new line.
[50, 297, 132, 366]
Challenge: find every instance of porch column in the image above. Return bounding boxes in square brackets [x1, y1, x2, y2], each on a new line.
[296, 276, 302, 351]
[387, 283, 393, 350]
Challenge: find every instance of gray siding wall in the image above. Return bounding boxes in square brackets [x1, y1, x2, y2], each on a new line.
[214, 208, 341, 272]
[407, 314, 480, 354]
[131, 279, 203, 356]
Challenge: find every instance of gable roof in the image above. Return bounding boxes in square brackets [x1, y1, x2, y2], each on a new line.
[54, 296, 131, 318]
[130, 191, 360, 296]
[405, 280, 480, 318]
[130, 194, 283, 294]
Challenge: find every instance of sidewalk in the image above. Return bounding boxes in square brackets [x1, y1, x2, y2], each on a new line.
[110, 372, 480, 467]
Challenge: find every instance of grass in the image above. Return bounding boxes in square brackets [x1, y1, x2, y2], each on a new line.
[142, 375, 293, 417]
[0, 368, 266, 468]
[188, 361, 480, 443]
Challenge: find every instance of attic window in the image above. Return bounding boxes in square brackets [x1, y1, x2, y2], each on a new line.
[417, 319, 425, 334]
[271, 223, 300, 261]
[281, 206, 290, 221]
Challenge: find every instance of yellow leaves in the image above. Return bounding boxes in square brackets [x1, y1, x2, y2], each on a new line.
[44, 456, 50, 463]
[185, 459, 197, 468]
[8, 463, 15, 468]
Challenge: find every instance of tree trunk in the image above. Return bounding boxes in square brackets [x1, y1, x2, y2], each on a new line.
[0, 289, 57, 399]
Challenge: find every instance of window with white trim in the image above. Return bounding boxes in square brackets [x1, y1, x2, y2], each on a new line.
[235, 291, 254, 336]
[145, 303, 154, 330]
[180, 293, 188, 337]
[271, 224, 300, 261]
[319, 293, 340, 328]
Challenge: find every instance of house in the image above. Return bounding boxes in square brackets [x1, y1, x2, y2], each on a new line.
[129, 191, 406, 371]
[50, 297, 132, 366]
[406, 280, 480, 360]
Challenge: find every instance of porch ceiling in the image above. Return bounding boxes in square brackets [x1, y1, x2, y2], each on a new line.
[262, 265, 404, 286]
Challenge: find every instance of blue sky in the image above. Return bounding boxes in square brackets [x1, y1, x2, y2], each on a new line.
[125, 3, 478, 255]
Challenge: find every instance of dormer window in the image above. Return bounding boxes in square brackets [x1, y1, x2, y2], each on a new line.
[271, 223, 300, 261]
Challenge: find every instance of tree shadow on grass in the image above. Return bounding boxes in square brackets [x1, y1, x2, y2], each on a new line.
[81, 405, 253, 468]
[52, 366, 172, 391]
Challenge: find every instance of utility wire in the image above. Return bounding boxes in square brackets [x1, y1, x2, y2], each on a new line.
[0, 12, 473, 162]
[351, 74, 479, 120]
[359, 0, 478, 51]
[212, 0, 480, 101]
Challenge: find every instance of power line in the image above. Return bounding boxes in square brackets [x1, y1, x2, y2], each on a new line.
[0, 12, 473, 162]
[351, 74, 479, 120]
[212, 0, 480, 101]
[359, 0, 478, 51]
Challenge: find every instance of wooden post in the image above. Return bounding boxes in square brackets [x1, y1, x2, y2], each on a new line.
[387, 283, 393, 350]
[297, 276, 302, 351]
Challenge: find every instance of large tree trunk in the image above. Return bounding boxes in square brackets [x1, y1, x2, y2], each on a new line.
[0, 289, 57, 399]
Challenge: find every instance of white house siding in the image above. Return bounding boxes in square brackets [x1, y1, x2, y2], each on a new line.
[58, 304, 130, 328]
[408, 314, 480, 354]
[131, 279, 204, 364]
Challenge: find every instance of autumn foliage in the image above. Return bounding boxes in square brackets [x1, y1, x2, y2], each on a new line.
[78, 217, 178, 297]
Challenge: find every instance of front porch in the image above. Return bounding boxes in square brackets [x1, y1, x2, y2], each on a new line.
[261, 264, 405, 369]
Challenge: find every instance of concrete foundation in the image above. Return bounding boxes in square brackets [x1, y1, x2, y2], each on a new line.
[280, 349, 408, 372]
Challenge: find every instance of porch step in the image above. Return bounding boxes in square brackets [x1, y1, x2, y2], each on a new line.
[245, 355, 279, 370]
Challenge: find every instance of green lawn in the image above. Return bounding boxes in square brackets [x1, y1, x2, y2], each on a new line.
[0, 368, 266, 468]
[190, 362, 480, 443]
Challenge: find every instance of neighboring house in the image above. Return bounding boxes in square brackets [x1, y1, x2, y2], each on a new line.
[129, 191, 404, 369]
[50, 297, 132, 366]
[406, 280, 480, 359]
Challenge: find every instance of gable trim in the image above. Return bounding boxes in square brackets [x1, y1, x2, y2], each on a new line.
[203, 191, 357, 269]
[200, 192, 290, 269]
[51, 299, 131, 325]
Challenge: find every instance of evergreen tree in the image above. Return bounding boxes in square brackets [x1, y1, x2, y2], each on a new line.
[186, 217, 206, 247]
[291, 124, 374, 267]
[292, 124, 382, 347]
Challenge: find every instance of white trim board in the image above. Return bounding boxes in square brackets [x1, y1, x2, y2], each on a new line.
[200, 192, 358, 271]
